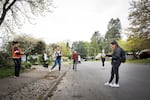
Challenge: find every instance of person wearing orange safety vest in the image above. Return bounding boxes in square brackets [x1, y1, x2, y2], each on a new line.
[12, 41, 24, 77]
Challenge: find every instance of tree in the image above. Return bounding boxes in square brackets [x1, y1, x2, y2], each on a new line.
[0, 0, 53, 26]
[72, 41, 88, 58]
[13, 34, 39, 61]
[90, 31, 102, 56]
[104, 18, 122, 53]
[128, 0, 150, 38]
[126, 36, 150, 53]
[126, 0, 150, 56]
[0, 0, 53, 36]
[32, 40, 46, 55]
[46, 44, 55, 57]
[57, 42, 71, 57]
[105, 18, 122, 40]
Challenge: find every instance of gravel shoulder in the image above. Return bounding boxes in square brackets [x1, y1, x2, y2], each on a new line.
[0, 64, 70, 100]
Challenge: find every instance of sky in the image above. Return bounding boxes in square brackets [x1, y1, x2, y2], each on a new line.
[20, 0, 133, 44]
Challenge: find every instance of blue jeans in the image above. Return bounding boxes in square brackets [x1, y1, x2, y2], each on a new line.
[51, 58, 61, 71]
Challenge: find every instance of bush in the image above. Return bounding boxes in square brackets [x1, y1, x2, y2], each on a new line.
[0, 52, 14, 68]
[21, 62, 32, 69]
[62, 57, 69, 62]
[29, 56, 36, 64]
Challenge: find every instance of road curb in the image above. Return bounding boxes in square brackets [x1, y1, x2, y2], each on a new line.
[42, 71, 67, 100]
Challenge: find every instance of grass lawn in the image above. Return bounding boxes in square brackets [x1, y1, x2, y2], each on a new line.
[87, 59, 150, 64]
[0, 67, 14, 78]
[127, 59, 150, 64]
[0, 67, 26, 78]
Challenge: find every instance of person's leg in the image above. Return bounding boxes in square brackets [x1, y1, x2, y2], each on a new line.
[43, 61, 46, 67]
[13, 59, 18, 77]
[102, 60, 104, 66]
[51, 59, 57, 70]
[114, 64, 120, 84]
[104, 66, 114, 86]
[115, 67, 119, 84]
[109, 67, 115, 83]
[74, 60, 77, 71]
[103, 58, 105, 66]
[58, 59, 61, 71]
[14, 59, 20, 77]
[73, 60, 75, 70]
[17, 58, 21, 77]
[111, 63, 121, 87]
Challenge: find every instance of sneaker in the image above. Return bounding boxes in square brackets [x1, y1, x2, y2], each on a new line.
[113, 83, 120, 88]
[104, 82, 109, 85]
[49, 69, 52, 72]
[104, 82, 113, 87]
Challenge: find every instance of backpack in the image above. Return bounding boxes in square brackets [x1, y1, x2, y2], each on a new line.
[120, 48, 126, 63]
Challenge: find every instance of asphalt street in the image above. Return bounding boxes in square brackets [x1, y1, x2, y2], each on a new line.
[49, 61, 150, 100]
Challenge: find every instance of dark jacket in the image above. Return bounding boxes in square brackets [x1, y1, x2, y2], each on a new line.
[111, 47, 122, 65]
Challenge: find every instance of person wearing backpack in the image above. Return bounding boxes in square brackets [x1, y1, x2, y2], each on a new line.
[104, 40, 125, 88]
[50, 46, 62, 72]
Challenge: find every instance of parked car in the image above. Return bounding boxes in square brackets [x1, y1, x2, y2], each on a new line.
[82, 56, 92, 61]
[138, 49, 150, 59]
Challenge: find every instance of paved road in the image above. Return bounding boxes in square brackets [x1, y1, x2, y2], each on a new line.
[49, 61, 150, 100]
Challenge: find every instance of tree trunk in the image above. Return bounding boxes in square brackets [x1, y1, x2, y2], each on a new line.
[0, 0, 17, 26]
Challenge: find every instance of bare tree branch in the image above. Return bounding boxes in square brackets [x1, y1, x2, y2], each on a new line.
[0, 0, 17, 26]
[0, 0, 54, 43]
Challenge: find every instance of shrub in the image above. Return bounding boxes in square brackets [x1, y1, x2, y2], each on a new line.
[21, 62, 32, 69]
[62, 57, 69, 62]
[0, 52, 14, 68]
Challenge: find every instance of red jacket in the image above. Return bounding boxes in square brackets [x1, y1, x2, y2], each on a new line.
[72, 53, 78, 60]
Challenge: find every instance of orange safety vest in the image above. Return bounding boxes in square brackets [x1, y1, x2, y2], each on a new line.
[12, 46, 22, 58]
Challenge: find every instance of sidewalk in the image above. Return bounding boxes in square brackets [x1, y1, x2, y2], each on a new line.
[0, 64, 69, 99]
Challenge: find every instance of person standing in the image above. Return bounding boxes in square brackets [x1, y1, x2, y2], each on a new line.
[12, 41, 24, 77]
[104, 40, 122, 88]
[42, 51, 48, 68]
[101, 50, 106, 68]
[50, 47, 62, 72]
[72, 51, 78, 71]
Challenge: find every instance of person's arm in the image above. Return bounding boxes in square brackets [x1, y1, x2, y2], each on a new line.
[14, 47, 21, 55]
[106, 54, 112, 57]
[20, 50, 24, 55]
[15, 47, 25, 55]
